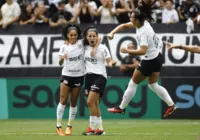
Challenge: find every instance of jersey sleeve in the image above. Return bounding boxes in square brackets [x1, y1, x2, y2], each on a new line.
[139, 33, 148, 46]
[59, 45, 65, 56]
[103, 46, 111, 59]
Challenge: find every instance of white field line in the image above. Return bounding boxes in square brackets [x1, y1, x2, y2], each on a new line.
[0, 132, 198, 136]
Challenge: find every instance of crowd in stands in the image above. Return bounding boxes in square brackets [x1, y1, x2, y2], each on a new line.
[0, 0, 199, 29]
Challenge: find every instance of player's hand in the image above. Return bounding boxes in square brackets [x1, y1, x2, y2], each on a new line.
[120, 47, 128, 53]
[90, 49, 96, 57]
[163, 41, 179, 50]
[107, 32, 114, 40]
[62, 53, 68, 59]
[109, 60, 117, 67]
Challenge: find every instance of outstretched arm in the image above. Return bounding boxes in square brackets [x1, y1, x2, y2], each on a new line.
[107, 22, 135, 40]
[164, 41, 200, 54]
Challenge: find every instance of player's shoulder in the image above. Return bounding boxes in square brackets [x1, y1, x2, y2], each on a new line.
[98, 44, 107, 49]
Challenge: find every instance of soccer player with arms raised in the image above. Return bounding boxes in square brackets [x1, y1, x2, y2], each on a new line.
[107, 7, 177, 117]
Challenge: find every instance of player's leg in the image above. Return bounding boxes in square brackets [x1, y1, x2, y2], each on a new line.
[82, 91, 99, 135]
[65, 76, 84, 135]
[64, 87, 81, 135]
[148, 72, 178, 117]
[95, 99, 105, 135]
[56, 80, 71, 136]
[107, 69, 146, 113]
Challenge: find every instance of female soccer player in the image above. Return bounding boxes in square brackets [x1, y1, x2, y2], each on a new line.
[164, 41, 200, 53]
[82, 26, 116, 135]
[107, 8, 177, 117]
[56, 24, 84, 136]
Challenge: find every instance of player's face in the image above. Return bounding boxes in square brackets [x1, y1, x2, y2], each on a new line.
[86, 31, 98, 47]
[67, 30, 78, 44]
[130, 13, 140, 27]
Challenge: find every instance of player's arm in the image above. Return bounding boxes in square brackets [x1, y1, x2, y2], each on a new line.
[121, 46, 147, 55]
[107, 22, 135, 40]
[58, 45, 68, 66]
[90, 37, 101, 57]
[106, 57, 117, 68]
[164, 41, 200, 54]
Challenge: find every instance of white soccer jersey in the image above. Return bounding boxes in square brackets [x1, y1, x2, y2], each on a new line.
[136, 20, 162, 60]
[59, 40, 85, 77]
[84, 44, 111, 78]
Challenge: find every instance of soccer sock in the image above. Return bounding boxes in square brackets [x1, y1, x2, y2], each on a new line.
[148, 83, 174, 106]
[67, 106, 77, 126]
[89, 116, 97, 130]
[119, 80, 138, 109]
[56, 103, 66, 127]
[96, 116, 103, 130]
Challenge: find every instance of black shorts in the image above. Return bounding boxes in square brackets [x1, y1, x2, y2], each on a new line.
[85, 73, 107, 97]
[137, 53, 164, 77]
[60, 75, 84, 88]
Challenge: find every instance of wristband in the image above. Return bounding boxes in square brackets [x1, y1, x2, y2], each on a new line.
[179, 45, 183, 49]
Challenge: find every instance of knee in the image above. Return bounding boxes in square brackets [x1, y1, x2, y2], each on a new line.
[148, 83, 158, 90]
[60, 96, 67, 105]
[87, 99, 95, 107]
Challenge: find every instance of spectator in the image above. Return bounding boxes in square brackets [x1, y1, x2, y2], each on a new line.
[34, 3, 49, 24]
[162, 0, 179, 24]
[65, 0, 79, 18]
[49, 1, 75, 27]
[97, 0, 117, 24]
[120, 42, 140, 77]
[75, 0, 96, 23]
[19, 3, 36, 25]
[0, 0, 21, 29]
[45, 0, 62, 6]
[178, 0, 200, 22]
[115, 0, 134, 23]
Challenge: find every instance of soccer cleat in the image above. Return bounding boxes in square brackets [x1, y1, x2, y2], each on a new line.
[94, 129, 105, 135]
[164, 105, 178, 117]
[82, 127, 95, 136]
[107, 107, 126, 114]
[56, 127, 65, 136]
[65, 125, 72, 136]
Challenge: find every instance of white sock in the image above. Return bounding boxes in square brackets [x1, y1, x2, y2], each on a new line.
[119, 80, 138, 109]
[89, 116, 97, 130]
[56, 103, 66, 127]
[67, 106, 77, 126]
[148, 83, 174, 106]
[96, 117, 103, 130]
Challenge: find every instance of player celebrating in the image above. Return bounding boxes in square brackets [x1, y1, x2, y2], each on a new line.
[56, 24, 84, 136]
[107, 8, 177, 117]
[82, 26, 116, 135]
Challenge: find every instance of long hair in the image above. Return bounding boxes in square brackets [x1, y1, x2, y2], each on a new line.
[137, 0, 154, 22]
[82, 25, 98, 46]
[62, 24, 82, 40]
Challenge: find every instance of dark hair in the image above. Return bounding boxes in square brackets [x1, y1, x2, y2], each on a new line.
[62, 24, 82, 40]
[136, 0, 154, 22]
[82, 25, 98, 46]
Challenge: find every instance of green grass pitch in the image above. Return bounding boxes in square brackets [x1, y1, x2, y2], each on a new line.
[0, 119, 200, 140]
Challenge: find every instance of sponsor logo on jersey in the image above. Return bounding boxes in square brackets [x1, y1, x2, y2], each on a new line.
[68, 54, 84, 61]
[85, 57, 97, 64]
